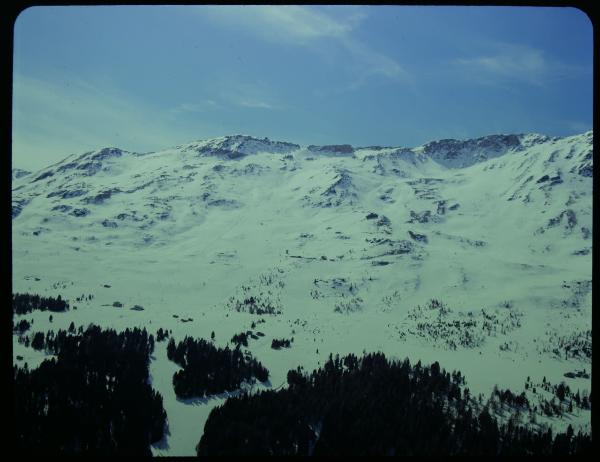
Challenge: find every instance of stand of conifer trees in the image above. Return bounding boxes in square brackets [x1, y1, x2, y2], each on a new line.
[167, 336, 269, 399]
[13, 324, 167, 455]
[197, 352, 591, 456]
[13, 292, 69, 314]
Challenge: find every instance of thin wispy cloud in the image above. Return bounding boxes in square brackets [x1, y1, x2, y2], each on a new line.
[200, 5, 353, 43]
[169, 81, 280, 117]
[340, 37, 412, 90]
[200, 5, 410, 89]
[238, 99, 275, 110]
[562, 120, 592, 133]
[13, 6, 592, 167]
[169, 100, 221, 116]
[219, 80, 283, 111]
[12, 75, 215, 169]
[453, 42, 589, 86]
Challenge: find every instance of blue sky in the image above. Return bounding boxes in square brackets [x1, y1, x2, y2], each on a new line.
[13, 5, 592, 170]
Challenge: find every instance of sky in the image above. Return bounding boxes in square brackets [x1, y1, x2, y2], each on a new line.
[12, 5, 593, 171]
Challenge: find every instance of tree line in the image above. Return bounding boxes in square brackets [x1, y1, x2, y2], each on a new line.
[13, 324, 167, 455]
[167, 336, 269, 399]
[197, 352, 591, 456]
[13, 292, 69, 314]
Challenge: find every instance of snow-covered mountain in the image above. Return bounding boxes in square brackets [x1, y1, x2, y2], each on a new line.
[12, 131, 592, 455]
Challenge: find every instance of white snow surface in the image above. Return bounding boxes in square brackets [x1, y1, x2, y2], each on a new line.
[12, 132, 593, 455]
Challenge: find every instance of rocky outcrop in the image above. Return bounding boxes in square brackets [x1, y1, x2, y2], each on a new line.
[423, 134, 521, 168]
[408, 230, 428, 244]
[90, 147, 123, 162]
[83, 188, 121, 205]
[307, 144, 354, 156]
[51, 204, 73, 213]
[102, 219, 118, 228]
[33, 170, 54, 182]
[190, 135, 300, 159]
[12, 169, 31, 180]
[47, 188, 87, 200]
[207, 199, 242, 209]
[536, 209, 578, 235]
[12, 199, 30, 219]
[409, 210, 432, 224]
[70, 208, 90, 217]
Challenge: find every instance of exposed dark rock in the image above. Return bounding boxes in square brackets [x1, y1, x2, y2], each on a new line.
[83, 188, 121, 205]
[357, 145, 391, 150]
[572, 248, 590, 256]
[409, 210, 432, 223]
[194, 135, 300, 159]
[207, 199, 241, 208]
[423, 134, 521, 168]
[538, 174, 563, 187]
[12, 168, 31, 179]
[33, 171, 54, 182]
[549, 175, 563, 186]
[548, 209, 577, 230]
[12, 199, 30, 219]
[372, 260, 391, 266]
[436, 200, 447, 215]
[238, 163, 267, 175]
[90, 147, 123, 161]
[56, 162, 79, 173]
[581, 227, 591, 239]
[115, 212, 143, 221]
[323, 170, 352, 196]
[102, 219, 118, 228]
[307, 144, 354, 155]
[47, 189, 87, 199]
[578, 163, 593, 177]
[366, 212, 378, 220]
[364, 240, 415, 259]
[408, 230, 428, 244]
[376, 215, 391, 227]
[69, 208, 90, 217]
[76, 161, 102, 176]
[51, 205, 72, 213]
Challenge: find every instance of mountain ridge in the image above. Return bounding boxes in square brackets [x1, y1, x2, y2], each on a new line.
[14, 130, 592, 178]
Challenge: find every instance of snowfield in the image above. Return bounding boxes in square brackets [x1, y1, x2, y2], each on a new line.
[12, 131, 592, 455]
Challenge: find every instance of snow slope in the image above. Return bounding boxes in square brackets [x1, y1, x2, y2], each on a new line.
[12, 132, 593, 455]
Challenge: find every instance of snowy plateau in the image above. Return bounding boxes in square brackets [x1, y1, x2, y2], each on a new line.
[12, 131, 592, 455]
